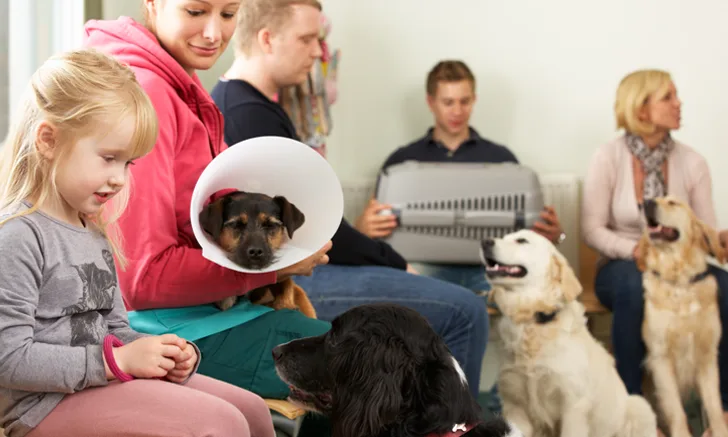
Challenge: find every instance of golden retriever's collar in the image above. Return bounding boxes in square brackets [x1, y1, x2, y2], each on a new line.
[650, 268, 711, 285]
[535, 310, 560, 324]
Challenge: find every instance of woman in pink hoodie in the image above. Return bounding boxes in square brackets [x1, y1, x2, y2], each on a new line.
[83, 0, 332, 427]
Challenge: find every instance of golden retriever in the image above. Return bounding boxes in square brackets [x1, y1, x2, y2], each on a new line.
[635, 196, 727, 437]
[481, 229, 656, 437]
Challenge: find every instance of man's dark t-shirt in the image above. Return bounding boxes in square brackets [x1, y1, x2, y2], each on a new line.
[381, 127, 519, 171]
[210, 78, 407, 270]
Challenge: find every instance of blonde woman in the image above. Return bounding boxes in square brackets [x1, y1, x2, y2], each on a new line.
[83, 0, 332, 409]
[582, 69, 728, 436]
[0, 49, 274, 437]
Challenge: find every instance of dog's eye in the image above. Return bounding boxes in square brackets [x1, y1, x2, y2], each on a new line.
[516, 238, 529, 244]
[668, 200, 677, 206]
[263, 221, 281, 230]
[224, 219, 246, 230]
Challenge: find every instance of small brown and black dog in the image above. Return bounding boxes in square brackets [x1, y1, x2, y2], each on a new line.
[199, 190, 317, 318]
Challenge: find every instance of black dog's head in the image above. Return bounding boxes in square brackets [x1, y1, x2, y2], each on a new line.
[199, 191, 305, 269]
[273, 303, 517, 437]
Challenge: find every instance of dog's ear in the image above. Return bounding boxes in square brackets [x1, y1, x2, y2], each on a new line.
[199, 197, 227, 240]
[693, 219, 726, 263]
[274, 196, 305, 239]
[331, 343, 407, 437]
[400, 342, 480, 436]
[635, 233, 650, 272]
[548, 253, 582, 303]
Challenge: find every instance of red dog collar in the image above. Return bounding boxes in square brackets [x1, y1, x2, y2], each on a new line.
[425, 423, 474, 437]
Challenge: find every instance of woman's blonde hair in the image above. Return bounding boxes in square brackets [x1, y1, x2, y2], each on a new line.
[614, 69, 673, 136]
[0, 48, 158, 269]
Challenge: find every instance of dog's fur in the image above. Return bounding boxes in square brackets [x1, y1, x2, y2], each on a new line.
[199, 191, 316, 317]
[482, 229, 656, 437]
[245, 277, 317, 318]
[273, 303, 523, 437]
[635, 196, 727, 437]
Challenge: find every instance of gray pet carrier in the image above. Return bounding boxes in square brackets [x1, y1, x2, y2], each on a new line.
[375, 161, 544, 264]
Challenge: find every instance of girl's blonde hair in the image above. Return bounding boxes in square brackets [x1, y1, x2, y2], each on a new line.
[0, 48, 158, 269]
[614, 69, 673, 136]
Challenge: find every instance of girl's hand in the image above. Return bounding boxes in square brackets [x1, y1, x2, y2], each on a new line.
[165, 342, 198, 384]
[110, 334, 187, 379]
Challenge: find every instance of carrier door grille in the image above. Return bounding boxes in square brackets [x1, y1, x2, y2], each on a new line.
[402, 194, 525, 240]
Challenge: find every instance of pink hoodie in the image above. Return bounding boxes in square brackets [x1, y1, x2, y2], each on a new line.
[83, 17, 276, 310]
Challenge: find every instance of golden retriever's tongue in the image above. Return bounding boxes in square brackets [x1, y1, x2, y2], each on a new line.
[486, 263, 521, 275]
[663, 227, 677, 238]
[486, 263, 508, 273]
[648, 224, 676, 239]
[507, 266, 522, 274]
[648, 224, 663, 237]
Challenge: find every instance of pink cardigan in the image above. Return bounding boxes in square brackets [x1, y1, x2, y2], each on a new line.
[581, 135, 716, 260]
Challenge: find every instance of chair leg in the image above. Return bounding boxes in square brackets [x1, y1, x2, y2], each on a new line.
[272, 413, 298, 437]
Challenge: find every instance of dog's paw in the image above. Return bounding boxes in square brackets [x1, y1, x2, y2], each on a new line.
[216, 296, 238, 311]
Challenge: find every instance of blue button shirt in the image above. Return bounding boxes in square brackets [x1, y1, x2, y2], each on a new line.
[381, 127, 519, 171]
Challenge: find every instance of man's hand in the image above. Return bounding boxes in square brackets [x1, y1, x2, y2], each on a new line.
[406, 264, 420, 275]
[165, 341, 198, 384]
[531, 206, 563, 244]
[354, 198, 398, 239]
[277, 240, 332, 280]
[720, 230, 728, 250]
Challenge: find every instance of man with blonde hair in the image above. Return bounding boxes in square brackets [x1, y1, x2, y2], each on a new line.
[211, 0, 490, 409]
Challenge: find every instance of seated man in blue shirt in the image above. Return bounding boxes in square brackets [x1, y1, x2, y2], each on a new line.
[354, 60, 565, 295]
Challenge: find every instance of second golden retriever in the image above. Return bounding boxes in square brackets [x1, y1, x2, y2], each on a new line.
[636, 196, 727, 437]
[482, 229, 656, 437]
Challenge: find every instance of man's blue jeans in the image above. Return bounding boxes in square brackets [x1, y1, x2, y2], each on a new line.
[410, 262, 496, 305]
[595, 259, 728, 410]
[293, 264, 488, 398]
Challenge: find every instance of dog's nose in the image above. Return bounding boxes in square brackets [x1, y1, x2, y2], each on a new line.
[481, 238, 495, 251]
[272, 346, 283, 361]
[247, 246, 264, 259]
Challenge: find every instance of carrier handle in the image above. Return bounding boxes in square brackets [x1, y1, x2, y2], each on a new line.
[393, 209, 528, 228]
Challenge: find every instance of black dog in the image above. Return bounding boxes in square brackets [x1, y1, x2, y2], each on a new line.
[199, 190, 305, 270]
[273, 303, 520, 437]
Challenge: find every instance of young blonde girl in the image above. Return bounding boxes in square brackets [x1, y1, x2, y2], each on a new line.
[0, 49, 275, 437]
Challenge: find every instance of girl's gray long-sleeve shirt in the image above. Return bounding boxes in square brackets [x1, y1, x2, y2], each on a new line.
[0, 207, 149, 436]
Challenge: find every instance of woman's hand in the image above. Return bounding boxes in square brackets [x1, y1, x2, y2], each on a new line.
[165, 341, 198, 383]
[354, 199, 398, 239]
[277, 240, 332, 280]
[632, 243, 641, 261]
[108, 334, 188, 380]
[720, 230, 728, 250]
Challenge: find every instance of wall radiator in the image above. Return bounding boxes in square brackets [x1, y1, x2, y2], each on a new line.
[340, 172, 582, 272]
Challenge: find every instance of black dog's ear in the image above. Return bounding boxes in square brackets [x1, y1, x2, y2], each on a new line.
[274, 196, 305, 239]
[199, 197, 227, 240]
[402, 343, 480, 436]
[332, 371, 404, 437]
[330, 344, 408, 437]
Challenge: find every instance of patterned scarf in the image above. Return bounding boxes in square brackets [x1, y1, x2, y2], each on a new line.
[625, 133, 675, 200]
